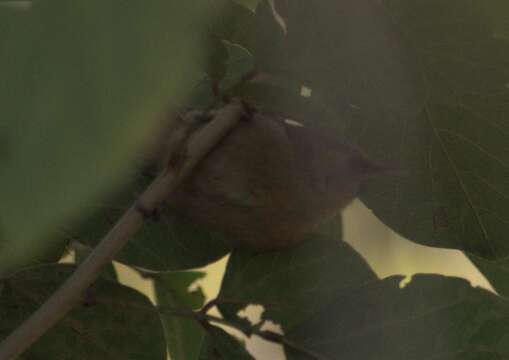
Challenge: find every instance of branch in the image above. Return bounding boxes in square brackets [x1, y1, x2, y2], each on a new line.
[0, 101, 245, 360]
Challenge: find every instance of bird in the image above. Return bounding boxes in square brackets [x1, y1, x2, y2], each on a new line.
[165, 109, 382, 250]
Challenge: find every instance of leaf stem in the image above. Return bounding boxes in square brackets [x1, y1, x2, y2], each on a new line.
[199, 297, 253, 315]
[0, 101, 245, 360]
[168, 309, 331, 360]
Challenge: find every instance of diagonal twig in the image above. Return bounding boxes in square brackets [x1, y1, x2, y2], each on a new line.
[0, 101, 245, 360]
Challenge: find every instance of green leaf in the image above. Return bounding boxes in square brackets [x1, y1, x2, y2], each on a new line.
[0, 264, 166, 359]
[153, 271, 206, 360]
[285, 274, 509, 360]
[248, 0, 509, 258]
[188, 41, 255, 110]
[153, 272, 253, 359]
[198, 326, 254, 360]
[202, 0, 256, 83]
[354, 0, 509, 259]
[0, 1, 225, 273]
[251, 0, 421, 120]
[185, 0, 257, 106]
[235, 0, 421, 142]
[218, 233, 377, 330]
[68, 173, 231, 271]
[154, 271, 206, 311]
[220, 40, 255, 92]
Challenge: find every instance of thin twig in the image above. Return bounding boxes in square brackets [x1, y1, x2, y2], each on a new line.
[200, 297, 254, 315]
[167, 309, 331, 360]
[202, 314, 330, 360]
[0, 101, 245, 360]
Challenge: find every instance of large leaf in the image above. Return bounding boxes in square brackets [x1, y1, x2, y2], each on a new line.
[252, 0, 421, 124]
[218, 231, 377, 330]
[244, 0, 509, 258]
[285, 274, 509, 360]
[354, 0, 509, 258]
[0, 264, 166, 359]
[67, 173, 231, 271]
[0, 1, 225, 273]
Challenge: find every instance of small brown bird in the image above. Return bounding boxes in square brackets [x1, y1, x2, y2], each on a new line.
[169, 110, 381, 250]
